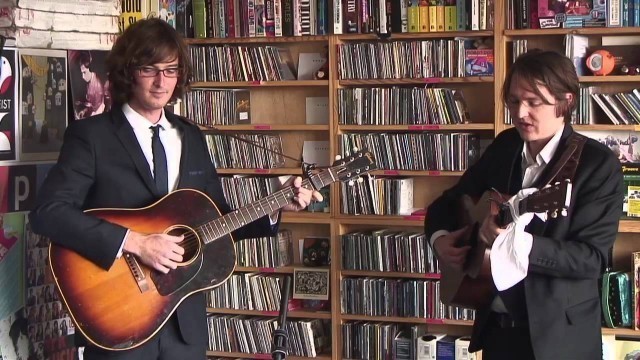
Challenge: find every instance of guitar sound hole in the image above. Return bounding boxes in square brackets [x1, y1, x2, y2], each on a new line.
[166, 226, 200, 266]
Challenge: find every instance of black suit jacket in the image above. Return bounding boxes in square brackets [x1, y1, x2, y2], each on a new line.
[29, 107, 278, 347]
[425, 125, 623, 360]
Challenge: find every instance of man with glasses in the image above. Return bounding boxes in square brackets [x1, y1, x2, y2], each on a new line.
[426, 50, 623, 360]
[29, 18, 321, 359]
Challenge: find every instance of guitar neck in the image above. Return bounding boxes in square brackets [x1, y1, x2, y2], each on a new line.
[199, 172, 331, 244]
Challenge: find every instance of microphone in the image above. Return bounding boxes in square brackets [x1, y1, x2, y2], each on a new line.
[272, 275, 292, 360]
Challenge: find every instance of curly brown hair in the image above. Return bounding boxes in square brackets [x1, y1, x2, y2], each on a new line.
[502, 49, 579, 123]
[106, 18, 192, 106]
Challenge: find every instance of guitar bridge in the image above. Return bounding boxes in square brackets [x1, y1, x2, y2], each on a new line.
[124, 253, 150, 293]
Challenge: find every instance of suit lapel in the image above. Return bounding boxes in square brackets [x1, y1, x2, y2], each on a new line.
[110, 108, 159, 196]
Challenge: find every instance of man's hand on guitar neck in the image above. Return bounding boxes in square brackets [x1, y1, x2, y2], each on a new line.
[123, 231, 185, 274]
[280, 176, 324, 212]
[433, 228, 471, 271]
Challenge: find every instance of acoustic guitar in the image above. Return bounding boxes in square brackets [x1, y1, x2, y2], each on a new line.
[439, 180, 572, 310]
[49, 149, 377, 351]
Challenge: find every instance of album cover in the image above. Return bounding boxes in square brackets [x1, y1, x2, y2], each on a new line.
[292, 267, 330, 300]
[68, 50, 110, 120]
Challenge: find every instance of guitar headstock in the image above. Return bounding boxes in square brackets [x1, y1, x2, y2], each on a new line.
[521, 180, 572, 218]
[329, 148, 378, 184]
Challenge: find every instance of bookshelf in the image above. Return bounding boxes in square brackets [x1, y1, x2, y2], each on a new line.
[183, 7, 640, 359]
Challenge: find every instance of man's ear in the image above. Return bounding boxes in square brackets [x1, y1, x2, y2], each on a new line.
[555, 93, 574, 118]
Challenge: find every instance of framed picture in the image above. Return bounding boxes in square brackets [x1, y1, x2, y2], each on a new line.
[18, 49, 68, 162]
[292, 267, 330, 300]
[0, 47, 18, 163]
[68, 50, 110, 120]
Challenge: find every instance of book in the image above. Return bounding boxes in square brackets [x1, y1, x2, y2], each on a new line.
[119, 0, 151, 31]
[305, 97, 329, 125]
[623, 164, 640, 218]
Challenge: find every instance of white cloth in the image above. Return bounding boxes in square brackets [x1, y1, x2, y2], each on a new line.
[490, 188, 548, 291]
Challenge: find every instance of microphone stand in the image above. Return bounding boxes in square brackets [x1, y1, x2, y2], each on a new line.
[272, 276, 292, 360]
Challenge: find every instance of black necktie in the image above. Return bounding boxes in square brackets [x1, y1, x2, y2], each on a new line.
[150, 125, 168, 195]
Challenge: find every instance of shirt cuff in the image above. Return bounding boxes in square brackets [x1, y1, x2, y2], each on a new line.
[269, 211, 279, 225]
[116, 229, 129, 259]
[430, 230, 450, 247]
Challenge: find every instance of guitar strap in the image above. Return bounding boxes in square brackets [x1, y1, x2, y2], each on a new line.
[533, 131, 588, 189]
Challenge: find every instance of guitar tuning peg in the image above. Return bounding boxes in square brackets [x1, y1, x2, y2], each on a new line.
[544, 184, 552, 189]
[550, 209, 558, 218]
[561, 208, 568, 217]
[335, 155, 342, 161]
[352, 146, 359, 153]
[357, 177, 364, 183]
[554, 181, 560, 185]
[348, 180, 354, 186]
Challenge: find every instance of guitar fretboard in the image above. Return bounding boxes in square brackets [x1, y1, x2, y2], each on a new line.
[197, 171, 334, 244]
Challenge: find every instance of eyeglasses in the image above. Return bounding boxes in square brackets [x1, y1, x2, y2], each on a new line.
[136, 66, 181, 78]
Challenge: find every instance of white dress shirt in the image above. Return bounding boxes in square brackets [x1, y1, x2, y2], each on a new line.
[116, 104, 182, 257]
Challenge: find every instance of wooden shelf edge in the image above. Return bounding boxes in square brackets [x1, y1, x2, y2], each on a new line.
[338, 124, 494, 131]
[207, 308, 332, 319]
[199, 124, 329, 131]
[505, 27, 640, 36]
[215, 168, 303, 175]
[579, 75, 640, 83]
[281, 212, 333, 224]
[191, 80, 328, 88]
[619, 219, 640, 233]
[336, 215, 424, 226]
[341, 270, 441, 279]
[337, 31, 494, 40]
[339, 77, 493, 85]
[603, 327, 640, 337]
[340, 314, 474, 325]
[206, 350, 331, 359]
[186, 35, 329, 44]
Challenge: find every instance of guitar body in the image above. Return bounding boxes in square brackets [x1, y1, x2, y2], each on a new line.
[49, 189, 236, 350]
[439, 182, 571, 310]
[440, 223, 494, 310]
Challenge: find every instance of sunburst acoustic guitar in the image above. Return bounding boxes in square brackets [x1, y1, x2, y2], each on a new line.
[49, 149, 377, 351]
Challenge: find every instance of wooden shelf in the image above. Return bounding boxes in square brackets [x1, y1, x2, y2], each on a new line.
[338, 124, 494, 131]
[339, 77, 493, 86]
[579, 76, 640, 83]
[619, 219, 640, 233]
[369, 170, 465, 176]
[206, 308, 332, 319]
[234, 266, 330, 273]
[340, 314, 474, 326]
[191, 80, 329, 88]
[199, 124, 329, 132]
[336, 214, 425, 226]
[216, 168, 303, 175]
[341, 270, 441, 279]
[281, 212, 333, 224]
[337, 31, 494, 40]
[573, 125, 640, 131]
[186, 35, 329, 44]
[206, 351, 331, 360]
[602, 327, 640, 337]
[504, 27, 640, 36]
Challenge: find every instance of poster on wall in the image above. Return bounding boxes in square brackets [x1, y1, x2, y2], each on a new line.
[0, 212, 28, 360]
[0, 47, 18, 163]
[68, 50, 110, 120]
[18, 49, 68, 162]
[24, 217, 76, 360]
